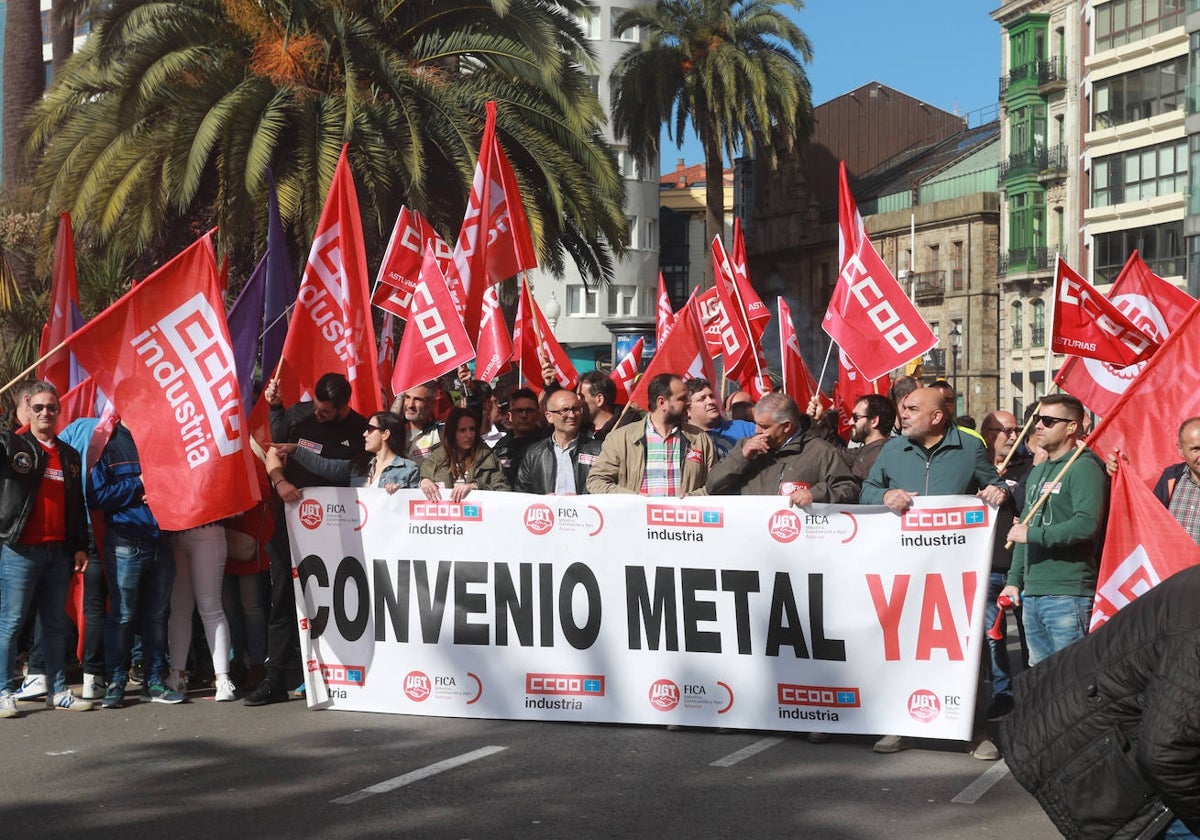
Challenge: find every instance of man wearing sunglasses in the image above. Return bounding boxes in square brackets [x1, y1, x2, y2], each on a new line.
[1000, 394, 1108, 666]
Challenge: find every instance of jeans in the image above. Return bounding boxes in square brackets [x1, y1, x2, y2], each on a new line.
[0, 542, 73, 695]
[224, 572, 268, 666]
[103, 532, 175, 687]
[265, 512, 300, 684]
[1163, 818, 1200, 839]
[169, 525, 230, 677]
[982, 572, 1014, 700]
[24, 538, 102, 676]
[1023, 594, 1091, 666]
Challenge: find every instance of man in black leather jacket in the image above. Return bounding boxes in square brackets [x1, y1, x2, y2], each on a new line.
[516, 390, 600, 495]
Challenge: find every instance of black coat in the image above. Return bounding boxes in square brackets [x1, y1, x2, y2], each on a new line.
[999, 564, 1200, 840]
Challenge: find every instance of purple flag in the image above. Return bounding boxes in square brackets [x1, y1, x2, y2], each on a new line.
[227, 255, 267, 416]
[262, 169, 296, 381]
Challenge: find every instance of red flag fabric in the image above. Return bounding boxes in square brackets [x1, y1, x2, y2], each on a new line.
[475, 284, 513, 383]
[275, 145, 381, 419]
[833, 349, 889, 441]
[656, 271, 675, 346]
[377, 312, 396, 407]
[609, 336, 644, 403]
[55, 376, 98, 432]
[629, 292, 715, 409]
[65, 234, 261, 531]
[1055, 252, 1193, 416]
[452, 101, 537, 340]
[1088, 295, 1200, 490]
[391, 247, 476, 398]
[731, 218, 770, 339]
[823, 162, 937, 381]
[698, 287, 726, 360]
[711, 236, 754, 373]
[512, 280, 577, 394]
[373, 207, 453, 320]
[1051, 256, 1157, 367]
[38, 213, 81, 393]
[1090, 465, 1200, 631]
[779, 297, 820, 409]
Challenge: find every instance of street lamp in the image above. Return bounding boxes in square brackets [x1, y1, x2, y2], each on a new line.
[949, 324, 962, 409]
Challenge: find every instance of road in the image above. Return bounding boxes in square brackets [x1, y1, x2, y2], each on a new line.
[0, 686, 1059, 839]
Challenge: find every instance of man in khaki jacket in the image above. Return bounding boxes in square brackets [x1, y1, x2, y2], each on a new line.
[586, 374, 714, 496]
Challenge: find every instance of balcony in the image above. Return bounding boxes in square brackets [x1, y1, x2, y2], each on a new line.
[1011, 325, 1023, 349]
[912, 270, 946, 302]
[999, 62, 1035, 99]
[1036, 57, 1066, 94]
[1031, 326, 1045, 347]
[1000, 144, 1068, 183]
[999, 246, 1055, 277]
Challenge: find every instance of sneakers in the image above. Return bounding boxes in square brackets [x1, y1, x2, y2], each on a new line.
[165, 673, 188, 695]
[214, 675, 237, 702]
[82, 674, 107, 700]
[128, 661, 145, 686]
[873, 734, 912, 754]
[971, 738, 1002, 761]
[14, 674, 47, 701]
[47, 689, 93, 712]
[101, 682, 126, 710]
[145, 683, 185, 705]
[0, 690, 19, 719]
[806, 731, 832, 744]
[243, 678, 289, 707]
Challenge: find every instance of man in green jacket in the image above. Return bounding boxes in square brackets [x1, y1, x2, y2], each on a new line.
[1000, 394, 1107, 666]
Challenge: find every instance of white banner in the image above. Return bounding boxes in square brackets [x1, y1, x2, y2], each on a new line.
[286, 491, 996, 740]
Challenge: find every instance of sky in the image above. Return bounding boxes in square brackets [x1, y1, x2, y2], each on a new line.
[660, 1, 1002, 173]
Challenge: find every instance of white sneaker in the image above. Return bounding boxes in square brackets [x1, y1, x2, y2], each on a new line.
[47, 689, 93, 712]
[14, 674, 46, 701]
[0, 690, 19, 719]
[214, 675, 237, 702]
[82, 674, 107, 700]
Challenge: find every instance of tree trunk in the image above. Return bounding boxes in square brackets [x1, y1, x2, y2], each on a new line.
[2, 0, 46, 189]
[702, 132, 725, 290]
[51, 0, 74, 75]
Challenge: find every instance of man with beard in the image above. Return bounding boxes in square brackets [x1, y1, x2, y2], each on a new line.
[398, 382, 441, 465]
[844, 394, 894, 481]
[586, 374, 714, 496]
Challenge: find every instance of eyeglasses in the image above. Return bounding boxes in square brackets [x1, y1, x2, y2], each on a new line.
[983, 426, 1019, 436]
[364, 425, 382, 434]
[1033, 415, 1072, 428]
[849, 413, 870, 422]
[547, 407, 584, 417]
[29, 403, 61, 415]
[510, 407, 539, 415]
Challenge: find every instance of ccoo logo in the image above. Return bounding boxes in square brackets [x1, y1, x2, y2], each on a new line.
[524, 503, 555, 536]
[298, 498, 324, 530]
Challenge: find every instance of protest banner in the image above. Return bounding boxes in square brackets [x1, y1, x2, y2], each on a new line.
[286, 492, 995, 740]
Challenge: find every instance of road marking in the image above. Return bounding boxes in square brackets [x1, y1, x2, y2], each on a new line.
[951, 759, 1009, 804]
[331, 745, 508, 805]
[710, 736, 786, 767]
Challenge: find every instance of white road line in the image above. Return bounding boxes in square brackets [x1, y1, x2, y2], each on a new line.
[331, 745, 508, 805]
[710, 736, 787, 767]
[951, 760, 1010, 804]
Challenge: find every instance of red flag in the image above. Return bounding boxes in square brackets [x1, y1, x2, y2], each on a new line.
[38, 213, 82, 393]
[610, 336, 644, 403]
[1055, 252, 1193, 416]
[377, 312, 396, 406]
[475, 284, 513, 382]
[731, 218, 770, 339]
[274, 145, 381, 418]
[823, 162, 937, 381]
[1090, 465, 1200, 631]
[1051, 256, 1157, 367]
[373, 207, 453, 320]
[833, 348, 889, 441]
[512, 280, 577, 394]
[711, 236, 754, 373]
[391, 247, 476, 398]
[1088, 295, 1200, 490]
[65, 234, 261, 531]
[629, 291, 715, 409]
[452, 101, 537, 340]
[779, 297, 819, 408]
[655, 271, 675, 346]
[55, 376, 98, 432]
[697, 287, 726, 360]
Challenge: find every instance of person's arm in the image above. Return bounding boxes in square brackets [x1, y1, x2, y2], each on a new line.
[287, 445, 355, 485]
[704, 439, 755, 495]
[86, 458, 145, 512]
[858, 449, 890, 505]
[514, 444, 541, 494]
[585, 432, 634, 494]
[809, 445, 861, 505]
[1137, 639, 1200, 829]
[473, 448, 511, 492]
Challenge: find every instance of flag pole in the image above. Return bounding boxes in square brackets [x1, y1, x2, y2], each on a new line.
[1004, 439, 1088, 549]
[0, 338, 71, 398]
[999, 400, 1041, 474]
[815, 337, 836, 396]
[778, 297, 788, 395]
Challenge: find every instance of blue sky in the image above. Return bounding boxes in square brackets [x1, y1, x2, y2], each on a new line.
[660, 1, 1002, 172]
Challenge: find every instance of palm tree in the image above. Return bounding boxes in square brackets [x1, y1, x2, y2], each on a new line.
[24, 0, 626, 284]
[2, 0, 45, 189]
[610, 0, 813, 277]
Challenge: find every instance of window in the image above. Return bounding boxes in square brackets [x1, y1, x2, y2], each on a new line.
[929, 243, 940, 275]
[567, 285, 599, 317]
[1095, 221, 1186, 282]
[645, 218, 658, 251]
[1011, 301, 1024, 348]
[611, 7, 638, 41]
[617, 151, 638, 179]
[1031, 299, 1046, 346]
[626, 215, 639, 249]
[1093, 56, 1186, 128]
[1095, 0, 1184, 53]
[1092, 138, 1187, 205]
[951, 241, 964, 290]
[607, 286, 638, 317]
[577, 8, 600, 40]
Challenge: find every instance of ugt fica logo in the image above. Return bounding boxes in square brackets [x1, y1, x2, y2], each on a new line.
[298, 498, 324, 529]
[768, 509, 802, 543]
[907, 689, 941, 723]
[404, 671, 431, 702]
[524, 503, 555, 536]
[649, 679, 680, 712]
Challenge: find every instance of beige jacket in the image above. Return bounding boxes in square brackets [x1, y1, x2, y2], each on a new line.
[585, 418, 714, 495]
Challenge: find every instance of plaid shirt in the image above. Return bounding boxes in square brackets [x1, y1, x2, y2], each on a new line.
[1169, 470, 1200, 546]
[640, 418, 683, 497]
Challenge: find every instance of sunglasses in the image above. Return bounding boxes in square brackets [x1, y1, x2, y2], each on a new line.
[364, 425, 382, 434]
[983, 426, 1019, 436]
[1033, 415, 1072, 428]
[29, 403, 61, 414]
[849, 413, 869, 422]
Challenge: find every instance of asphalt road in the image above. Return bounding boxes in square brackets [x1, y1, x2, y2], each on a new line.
[0, 685, 1060, 839]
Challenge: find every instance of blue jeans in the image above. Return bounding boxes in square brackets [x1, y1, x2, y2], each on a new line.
[0, 542, 73, 695]
[1163, 818, 1200, 839]
[983, 572, 1014, 700]
[1023, 594, 1091, 666]
[103, 532, 175, 687]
